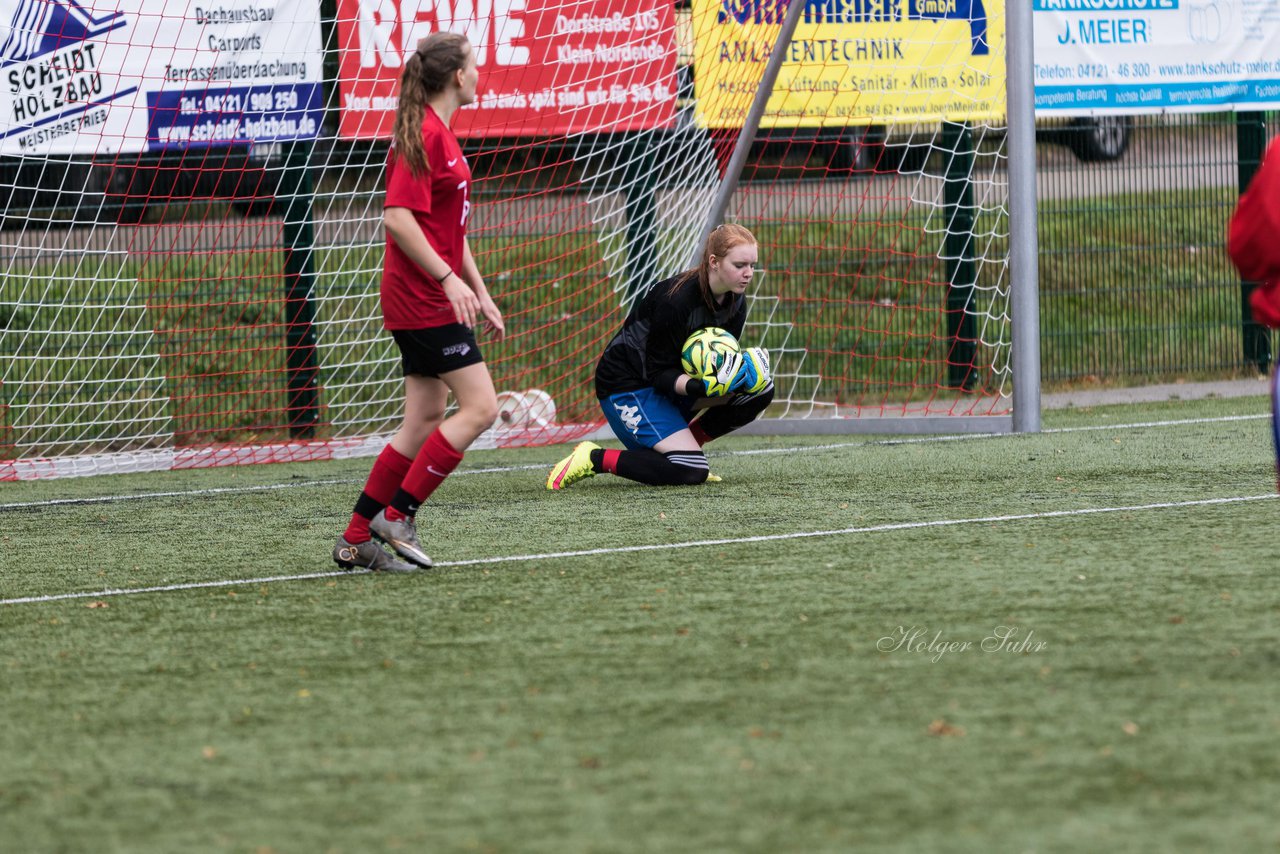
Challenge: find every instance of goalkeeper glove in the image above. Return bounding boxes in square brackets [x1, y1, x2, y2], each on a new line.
[728, 347, 771, 394]
[701, 350, 743, 397]
[700, 347, 771, 397]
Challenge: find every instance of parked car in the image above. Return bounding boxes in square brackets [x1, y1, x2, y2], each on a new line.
[672, 2, 1132, 173]
[97, 143, 285, 223]
[0, 143, 284, 229]
[1053, 115, 1134, 162]
[0, 155, 100, 228]
[825, 115, 1133, 172]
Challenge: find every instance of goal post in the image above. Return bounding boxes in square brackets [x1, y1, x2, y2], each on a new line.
[0, 0, 1035, 480]
[683, 0, 1030, 435]
[1006, 0, 1042, 434]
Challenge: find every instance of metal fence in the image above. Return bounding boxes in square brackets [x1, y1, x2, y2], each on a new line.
[1034, 112, 1278, 384]
[4, 114, 1275, 402]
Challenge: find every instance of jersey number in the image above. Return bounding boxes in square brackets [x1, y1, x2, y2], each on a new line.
[457, 180, 471, 228]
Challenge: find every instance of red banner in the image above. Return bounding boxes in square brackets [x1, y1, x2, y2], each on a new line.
[334, 0, 678, 139]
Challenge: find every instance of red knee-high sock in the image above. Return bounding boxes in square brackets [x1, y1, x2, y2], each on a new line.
[689, 421, 713, 447]
[344, 444, 414, 543]
[598, 448, 622, 473]
[386, 430, 464, 520]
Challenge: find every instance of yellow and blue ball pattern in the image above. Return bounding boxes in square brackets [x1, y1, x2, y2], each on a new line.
[681, 327, 740, 378]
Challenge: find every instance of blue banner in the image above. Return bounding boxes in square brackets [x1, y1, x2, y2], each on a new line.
[1034, 0, 1280, 114]
[146, 83, 324, 151]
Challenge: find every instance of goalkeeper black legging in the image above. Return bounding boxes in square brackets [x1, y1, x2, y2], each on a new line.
[607, 448, 710, 486]
[692, 383, 774, 441]
[592, 384, 774, 486]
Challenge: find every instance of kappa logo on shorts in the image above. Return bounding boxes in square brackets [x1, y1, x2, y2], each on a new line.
[613, 403, 642, 434]
[442, 343, 472, 357]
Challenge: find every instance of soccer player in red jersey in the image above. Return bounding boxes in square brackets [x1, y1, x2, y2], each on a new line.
[334, 33, 504, 572]
[1228, 133, 1280, 490]
[1229, 134, 1280, 328]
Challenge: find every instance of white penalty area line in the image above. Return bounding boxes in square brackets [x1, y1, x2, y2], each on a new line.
[0, 569, 371, 606]
[1, 413, 1269, 512]
[0, 479, 359, 510]
[1043, 413, 1269, 434]
[0, 466, 547, 511]
[3, 493, 1274, 607]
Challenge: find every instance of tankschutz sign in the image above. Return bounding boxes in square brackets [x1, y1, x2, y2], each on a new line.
[1033, 0, 1280, 114]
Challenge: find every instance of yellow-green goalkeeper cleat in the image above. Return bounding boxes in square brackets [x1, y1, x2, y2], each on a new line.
[547, 441, 600, 490]
[705, 472, 722, 483]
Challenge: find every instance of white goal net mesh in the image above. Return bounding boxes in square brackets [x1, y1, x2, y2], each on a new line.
[0, 0, 1011, 478]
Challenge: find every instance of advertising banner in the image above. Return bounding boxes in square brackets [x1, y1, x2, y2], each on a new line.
[0, 0, 324, 155]
[333, 0, 678, 140]
[690, 0, 1006, 129]
[1033, 0, 1280, 114]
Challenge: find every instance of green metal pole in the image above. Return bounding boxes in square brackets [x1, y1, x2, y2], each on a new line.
[942, 120, 977, 390]
[279, 138, 320, 438]
[620, 129, 659, 305]
[1236, 110, 1270, 373]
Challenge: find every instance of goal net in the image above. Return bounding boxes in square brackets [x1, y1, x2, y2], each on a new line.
[0, 0, 1013, 479]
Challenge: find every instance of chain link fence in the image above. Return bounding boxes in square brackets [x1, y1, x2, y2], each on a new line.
[1036, 112, 1278, 384]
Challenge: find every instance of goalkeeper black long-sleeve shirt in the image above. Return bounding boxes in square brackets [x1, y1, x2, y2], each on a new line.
[594, 272, 746, 400]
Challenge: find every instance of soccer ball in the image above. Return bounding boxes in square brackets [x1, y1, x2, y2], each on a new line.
[681, 327, 740, 377]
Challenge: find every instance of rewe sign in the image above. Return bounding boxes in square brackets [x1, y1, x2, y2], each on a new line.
[335, 0, 677, 138]
[351, 0, 531, 68]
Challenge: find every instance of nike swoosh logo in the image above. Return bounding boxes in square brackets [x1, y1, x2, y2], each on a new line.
[447, 158, 459, 167]
[427, 466, 447, 477]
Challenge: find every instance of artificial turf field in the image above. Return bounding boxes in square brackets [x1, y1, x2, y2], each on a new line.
[2, 395, 1278, 853]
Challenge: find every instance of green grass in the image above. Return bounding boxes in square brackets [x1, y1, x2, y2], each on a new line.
[3, 395, 1278, 852]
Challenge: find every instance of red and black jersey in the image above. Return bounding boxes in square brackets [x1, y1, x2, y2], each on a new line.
[594, 273, 746, 399]
[381, 107, 472, 330]
[1230, 135, 1280, 328]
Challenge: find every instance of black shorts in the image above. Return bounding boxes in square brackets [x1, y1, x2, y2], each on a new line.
[391, 324, 485, 377]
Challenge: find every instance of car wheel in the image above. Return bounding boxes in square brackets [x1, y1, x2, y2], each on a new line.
[1065, 116, 1132, 162]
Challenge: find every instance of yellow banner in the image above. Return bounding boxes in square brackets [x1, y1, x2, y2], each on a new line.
[691, 0, 1006, 128]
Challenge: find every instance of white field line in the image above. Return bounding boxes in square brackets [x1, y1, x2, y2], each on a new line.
[0, 413, 1268, 511]
[2, 493, 1275, 606]
[0, 479, 359, 510]
[0, 570, 371, 605]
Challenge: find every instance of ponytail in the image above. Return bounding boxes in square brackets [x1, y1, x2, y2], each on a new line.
[391, 32, 470, 177]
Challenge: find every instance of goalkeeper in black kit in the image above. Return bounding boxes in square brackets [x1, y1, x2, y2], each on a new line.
[546, 223, 773, 489]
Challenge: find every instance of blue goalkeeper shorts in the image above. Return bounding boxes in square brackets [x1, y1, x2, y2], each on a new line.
[600, 388, 696, 451]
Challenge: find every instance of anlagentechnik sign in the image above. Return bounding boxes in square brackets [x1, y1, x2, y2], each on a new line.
[691, 0, 1007, 128]
[1033, 0, 1280, 114]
